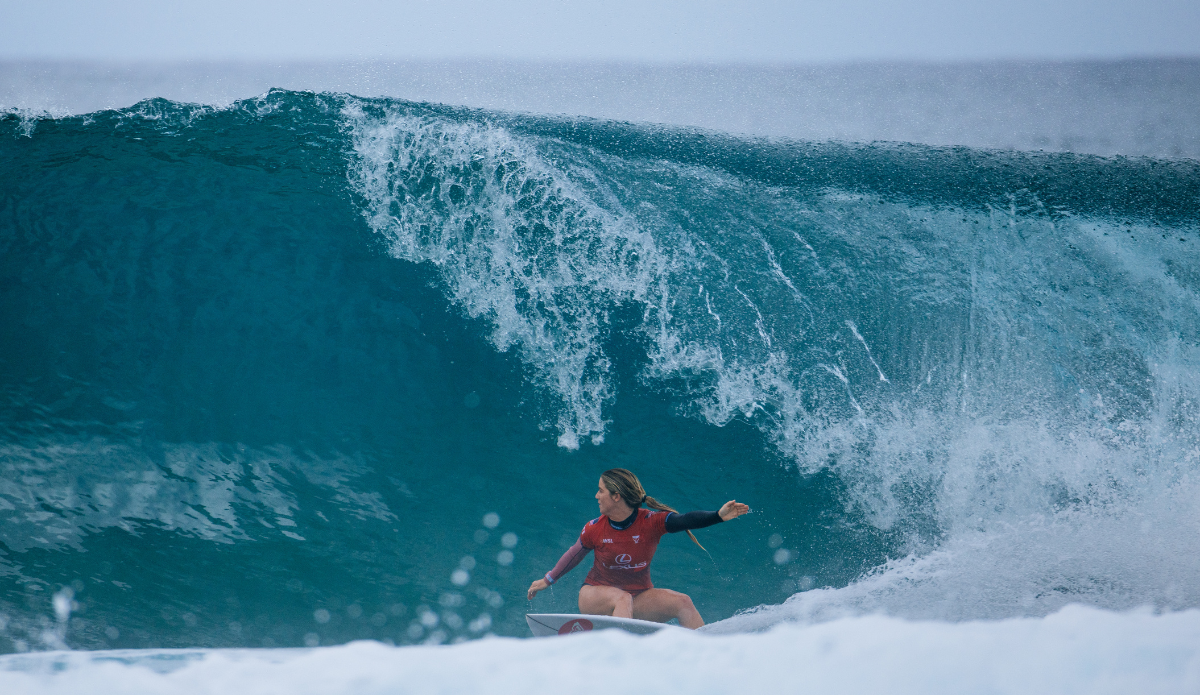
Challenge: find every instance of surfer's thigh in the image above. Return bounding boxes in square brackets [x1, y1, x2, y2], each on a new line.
[630, 588, 698, 624]
[578, 584, 634, 617]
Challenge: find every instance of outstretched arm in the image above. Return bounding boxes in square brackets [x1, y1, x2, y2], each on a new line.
[665, 510, 722, 533]
[664, 500, 750, 533]
[528, 540, 591, 600]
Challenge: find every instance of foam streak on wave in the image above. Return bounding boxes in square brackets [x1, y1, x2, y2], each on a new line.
[347, 102, 670, 448]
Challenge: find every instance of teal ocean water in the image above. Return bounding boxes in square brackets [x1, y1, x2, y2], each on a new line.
[2, 90, 1199, 653]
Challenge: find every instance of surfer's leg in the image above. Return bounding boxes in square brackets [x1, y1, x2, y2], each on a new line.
[631, 588, 703, 629]
[578, 584, 634, 618]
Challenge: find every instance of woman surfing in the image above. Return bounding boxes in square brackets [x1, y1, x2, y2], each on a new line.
[526, 468, 750, 629]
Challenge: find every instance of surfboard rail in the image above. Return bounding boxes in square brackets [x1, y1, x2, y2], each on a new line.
[525, 613, 682, 637]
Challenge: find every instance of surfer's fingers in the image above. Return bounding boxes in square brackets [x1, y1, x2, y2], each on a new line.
[723, 500, 750, 517]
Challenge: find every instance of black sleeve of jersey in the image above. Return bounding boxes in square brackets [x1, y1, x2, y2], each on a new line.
[664, 510, 723, 533]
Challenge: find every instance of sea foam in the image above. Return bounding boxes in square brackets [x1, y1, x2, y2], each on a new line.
[2, 606, 1197, 694]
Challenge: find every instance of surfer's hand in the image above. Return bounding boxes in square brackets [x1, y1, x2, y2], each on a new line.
[528, 578, 550, 600]
[718, 500, 750, 521]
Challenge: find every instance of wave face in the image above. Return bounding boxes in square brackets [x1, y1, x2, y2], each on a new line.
[2, 91, 1199, 651]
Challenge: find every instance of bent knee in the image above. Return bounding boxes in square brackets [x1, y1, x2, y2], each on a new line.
[663, 592, 695, 611]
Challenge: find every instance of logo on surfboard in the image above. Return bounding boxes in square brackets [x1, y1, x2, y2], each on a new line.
[558, 618, 594, 635]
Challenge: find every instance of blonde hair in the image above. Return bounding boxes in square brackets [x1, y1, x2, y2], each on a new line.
[600, 468, 705, 550]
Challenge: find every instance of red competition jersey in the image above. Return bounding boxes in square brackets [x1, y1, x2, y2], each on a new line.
[579, 508, 670, 592]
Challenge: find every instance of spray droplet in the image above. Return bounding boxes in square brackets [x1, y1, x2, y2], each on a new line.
[53, 587, 74, 623]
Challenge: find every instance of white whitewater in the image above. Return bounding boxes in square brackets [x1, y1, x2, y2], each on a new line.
[1, 606, 1197, 694]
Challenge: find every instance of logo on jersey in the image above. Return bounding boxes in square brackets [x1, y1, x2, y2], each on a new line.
[632, 535, 640, 543]
[606, 557, 648, 570]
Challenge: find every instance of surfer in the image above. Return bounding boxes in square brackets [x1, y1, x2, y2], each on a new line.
[526, 468, 749, 629]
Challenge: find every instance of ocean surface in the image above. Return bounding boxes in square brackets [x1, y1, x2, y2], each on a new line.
[2, 60, 1200, 691]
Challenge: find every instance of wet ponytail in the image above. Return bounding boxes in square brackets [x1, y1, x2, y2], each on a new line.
[601, 468, 706, 551]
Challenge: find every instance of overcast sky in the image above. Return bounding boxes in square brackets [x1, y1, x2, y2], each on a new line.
[2, 0, 1198, 63]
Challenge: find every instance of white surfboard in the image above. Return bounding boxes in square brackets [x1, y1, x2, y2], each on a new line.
[526, 613, 682, 637]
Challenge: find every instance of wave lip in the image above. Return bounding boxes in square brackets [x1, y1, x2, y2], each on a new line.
[347, 101, 670, 447]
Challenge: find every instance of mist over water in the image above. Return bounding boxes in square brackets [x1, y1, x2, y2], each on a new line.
[4, 58, 1200, 157]
[1, 77, 1199, 658]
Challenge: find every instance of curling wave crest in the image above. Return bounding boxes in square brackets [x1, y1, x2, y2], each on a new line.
[347, 99, 1200, 624]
